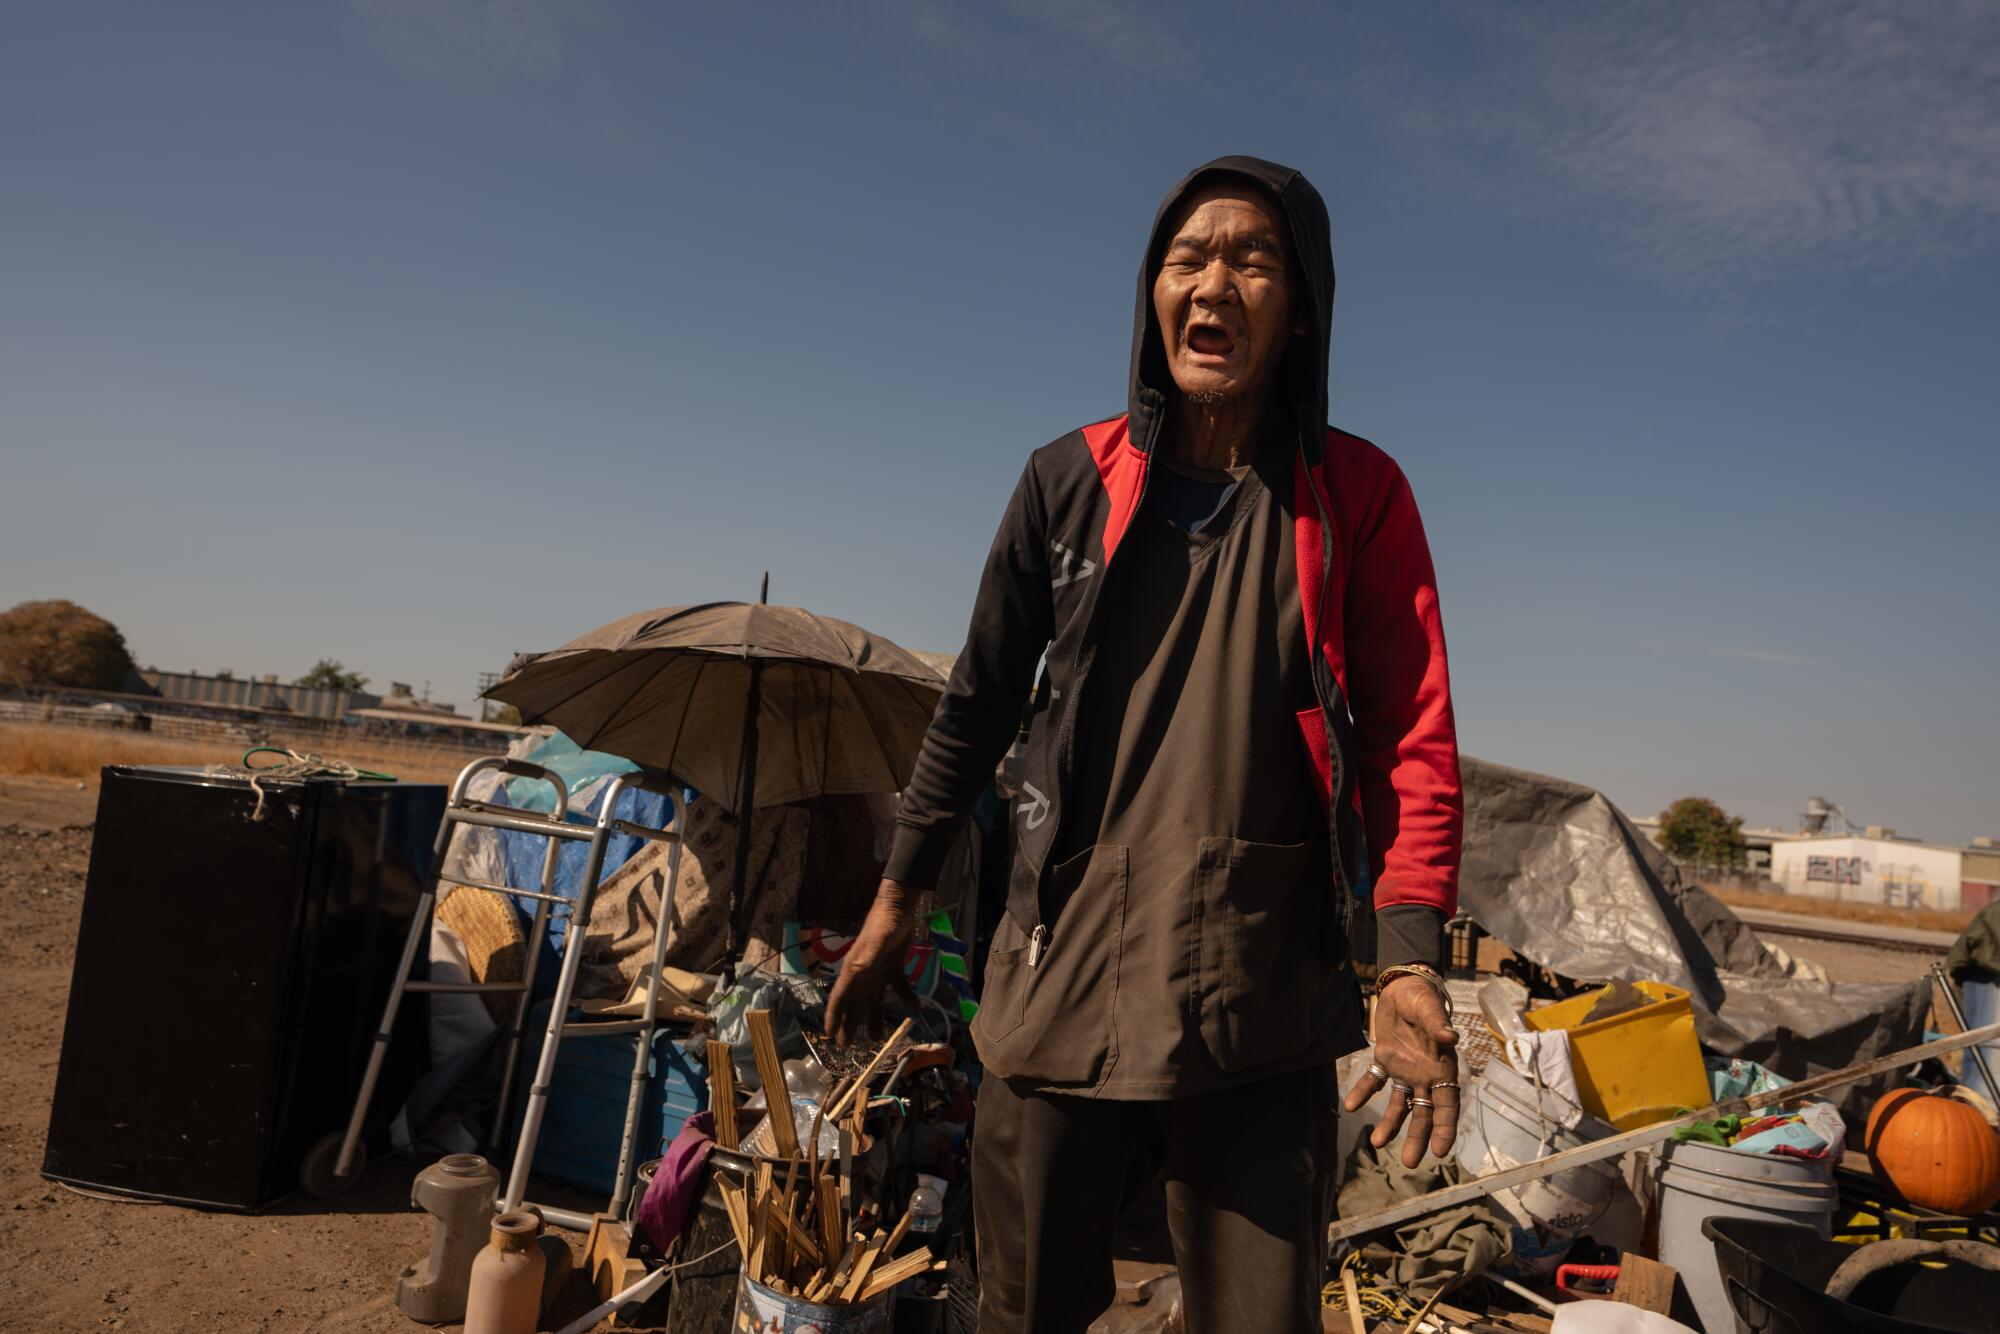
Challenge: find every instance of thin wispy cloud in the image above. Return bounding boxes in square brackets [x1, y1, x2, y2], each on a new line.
[892, 0, 1194, 84]
[860, 0, 1197, 139]
[350, 0, 579, 85]
[344, 1, 2000, 283]
[1711, 646, 1818, 668]
[346, 0, 649, 175]
[1338, 0, 2000, 284]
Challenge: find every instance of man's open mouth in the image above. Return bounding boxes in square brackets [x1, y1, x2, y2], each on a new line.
[1186, 325, 1235, 357]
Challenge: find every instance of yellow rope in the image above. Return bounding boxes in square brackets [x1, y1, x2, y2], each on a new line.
[1321, 1251, 1418, 1324]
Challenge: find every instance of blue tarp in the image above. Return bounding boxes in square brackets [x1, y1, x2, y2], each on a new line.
[490, 732, 680, 961]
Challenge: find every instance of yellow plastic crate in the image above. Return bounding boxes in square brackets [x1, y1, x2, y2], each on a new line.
[1522, 980, 1709, 1130]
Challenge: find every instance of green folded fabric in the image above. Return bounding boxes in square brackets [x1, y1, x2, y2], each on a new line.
[1337, 1139, 1513, 1300]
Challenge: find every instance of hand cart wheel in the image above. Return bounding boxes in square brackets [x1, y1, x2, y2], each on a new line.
[300, 1129, 367, 1197]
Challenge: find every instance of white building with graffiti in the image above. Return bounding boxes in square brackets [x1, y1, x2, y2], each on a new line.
[1769, 833, 1966, 912]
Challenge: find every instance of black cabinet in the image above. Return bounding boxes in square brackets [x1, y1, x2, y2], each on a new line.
[42, 766, 441, 1210]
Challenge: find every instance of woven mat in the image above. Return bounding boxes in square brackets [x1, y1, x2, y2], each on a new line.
[1446, 977, 1523, 1076]
[439, 886, 525, 1024]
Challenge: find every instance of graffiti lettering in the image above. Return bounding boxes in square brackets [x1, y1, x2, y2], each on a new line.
[1880, 864, 1932, 909]
[1805, 856, 1864, 885]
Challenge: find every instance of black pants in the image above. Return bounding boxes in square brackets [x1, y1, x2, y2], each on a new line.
[971, 1065, 1339, 1333]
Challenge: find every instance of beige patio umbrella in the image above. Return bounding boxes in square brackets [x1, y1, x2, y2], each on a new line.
[484, 599, 949, 957]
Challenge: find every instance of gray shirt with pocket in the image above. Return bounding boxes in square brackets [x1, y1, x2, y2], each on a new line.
[972, 448, 1363, 1098]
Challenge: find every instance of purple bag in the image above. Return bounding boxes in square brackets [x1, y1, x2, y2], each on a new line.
[638, 1109, 715, 1253]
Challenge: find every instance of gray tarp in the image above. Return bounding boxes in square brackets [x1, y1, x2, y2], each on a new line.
[1458, 757, 1930, 1123]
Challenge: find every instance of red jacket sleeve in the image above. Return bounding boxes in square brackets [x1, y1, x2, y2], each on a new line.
[1339, 451, 1463, 918]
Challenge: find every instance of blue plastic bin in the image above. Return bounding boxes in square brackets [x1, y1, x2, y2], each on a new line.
[511, 1001, 708, 1198]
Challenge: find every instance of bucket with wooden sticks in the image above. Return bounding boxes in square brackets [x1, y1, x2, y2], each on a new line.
[715, 1012, 947, 1328]
[733, 1272, 893, 1331]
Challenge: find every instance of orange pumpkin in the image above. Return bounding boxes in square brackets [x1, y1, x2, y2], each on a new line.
[1865, 1086, 2000, 1215]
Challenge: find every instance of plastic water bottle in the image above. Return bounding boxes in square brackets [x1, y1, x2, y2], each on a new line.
[908, 1174, 946, 1235]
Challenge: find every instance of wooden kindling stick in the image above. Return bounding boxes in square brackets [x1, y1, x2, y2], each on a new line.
[840, 1205, 911, 1302]
[1329, 1018, 2000, 1243]
[721, 1031, 948, 1313]
[822, 1017, 914, 1124]
[816, 1174, 843, 1264]
[746, 1009, 799, 1157]
[858, 1249, 945, 1302]
[1338, 1269, 1367, 1334]
[707, 1038, 740, 1150]
[1398, 1281, 1453, 1334]
[716, 1176, 751, 1254]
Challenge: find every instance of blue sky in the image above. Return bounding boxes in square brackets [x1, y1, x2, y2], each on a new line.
[4, 2, 1996, 843]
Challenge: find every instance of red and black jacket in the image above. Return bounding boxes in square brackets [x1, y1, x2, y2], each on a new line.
[885, 156, 1462, 969]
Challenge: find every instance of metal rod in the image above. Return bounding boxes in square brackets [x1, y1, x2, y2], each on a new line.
[1933, 962, 2000, 1102]
[1328, 1018, 2000, 1243]
[527, 1202, 597, 1234]
[727, 660, 763, 964]
[560, 1019, 652, 1037]
[401, 755, 571, 1171]
[554, 1263, 669, 1333]
[447, 806, 600, 841]
[487, 845, 562, 1160]
[610, 787, 688, 1218]
[433, 871, 517, 894]
[406, 980, 529, 994]
[608, 819, 680, 844]
[436, 872, 574, 907]
[487, 885, 574, 907]
[503, 778, 627, 1212]
[334, 886, 435, 1179]
[1497, 1278, 1558, 1315]
[436, 871, 564, 898]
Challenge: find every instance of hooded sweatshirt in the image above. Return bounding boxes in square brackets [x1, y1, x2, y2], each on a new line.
[886, 156, 1462, 1095]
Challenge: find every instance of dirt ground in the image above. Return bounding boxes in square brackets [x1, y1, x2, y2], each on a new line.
[1759, 932, 1945, 986]
[0, 776, 605, 1334]
[0, 774, 1954, 1331]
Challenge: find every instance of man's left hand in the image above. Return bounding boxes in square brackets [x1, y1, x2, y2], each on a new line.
[1342, 974, 1461, 1167]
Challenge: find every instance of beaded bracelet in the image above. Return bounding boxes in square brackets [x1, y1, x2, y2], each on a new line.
[1373, 962, 1453, 1022]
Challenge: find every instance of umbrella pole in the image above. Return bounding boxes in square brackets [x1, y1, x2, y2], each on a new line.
[727, 658, 763, 973]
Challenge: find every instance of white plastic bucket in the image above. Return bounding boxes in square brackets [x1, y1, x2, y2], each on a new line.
[1962, 978, 2000, 1106]
[1656, 1137, 1837, 1334]
[1458, 1059, 1621, 1278]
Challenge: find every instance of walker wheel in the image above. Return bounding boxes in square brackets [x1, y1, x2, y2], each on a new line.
[300, 1131, 366, 1197]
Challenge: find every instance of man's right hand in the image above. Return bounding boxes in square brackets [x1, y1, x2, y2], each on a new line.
[822, 878, 922, 1044]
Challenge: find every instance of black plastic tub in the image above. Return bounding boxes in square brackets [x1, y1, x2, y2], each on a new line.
[1704, 1216, 2000, 1333]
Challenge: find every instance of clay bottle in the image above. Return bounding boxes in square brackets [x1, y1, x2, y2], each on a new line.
[462, 1209, 544, 1334]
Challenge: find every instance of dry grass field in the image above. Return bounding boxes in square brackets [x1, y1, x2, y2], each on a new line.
[1708, 883, 1977, 934]
[0, 721, 487, 788]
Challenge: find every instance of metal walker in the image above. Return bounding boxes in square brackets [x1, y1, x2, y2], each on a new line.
[303, 756, 687, 1229]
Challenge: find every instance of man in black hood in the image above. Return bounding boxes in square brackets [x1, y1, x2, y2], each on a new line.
[829, 157, 1464, 1332]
